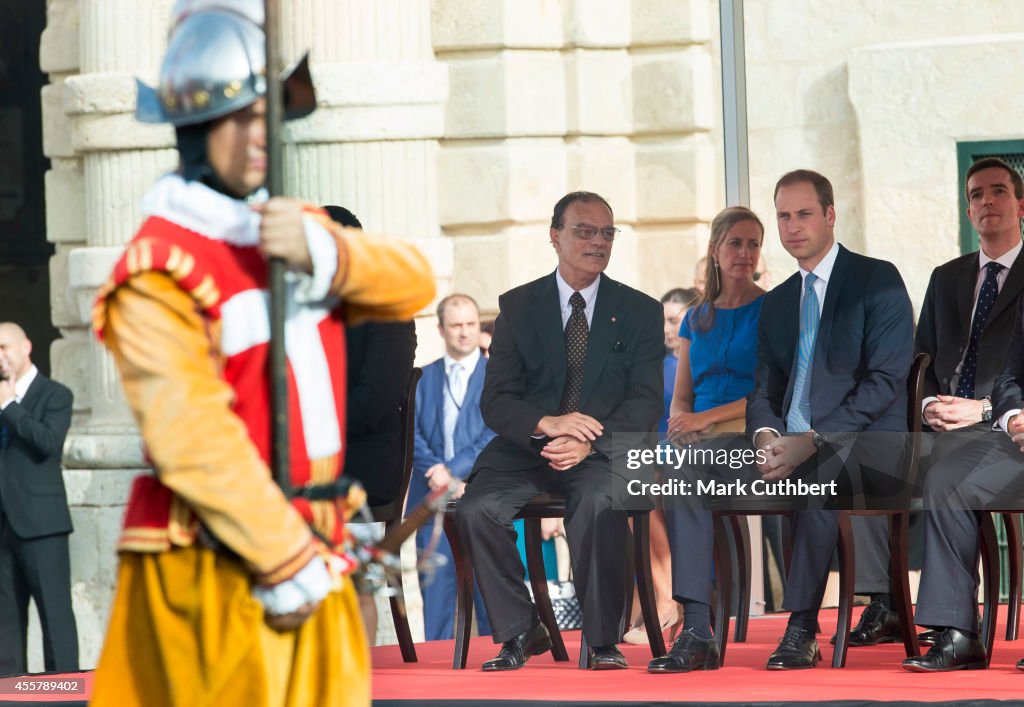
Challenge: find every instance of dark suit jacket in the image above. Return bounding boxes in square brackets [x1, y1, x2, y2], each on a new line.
[747, 245, 914, 436]
[474, 271, 664, 474]
[993, 295, 1024, 420]
[342, 320, 416, 506]
[410, 356, 495, 506]
[915, 249, 1024, 403]
[0, 373, 74, 539]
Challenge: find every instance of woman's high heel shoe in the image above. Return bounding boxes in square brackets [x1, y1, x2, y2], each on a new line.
[622, 609, 683, 645]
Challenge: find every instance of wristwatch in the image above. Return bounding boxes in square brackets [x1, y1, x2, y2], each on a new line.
[981, 397, 993, 423]
[811, 430, 828, 449]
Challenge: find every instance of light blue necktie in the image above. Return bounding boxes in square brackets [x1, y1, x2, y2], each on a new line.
[786, 272, 820, 433]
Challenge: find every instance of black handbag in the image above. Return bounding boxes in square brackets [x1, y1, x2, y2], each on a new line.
[548, 580, 582, 631]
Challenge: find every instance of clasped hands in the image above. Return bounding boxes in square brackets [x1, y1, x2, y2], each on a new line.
[535, 413, 603, 471]
[665, 411, 714, 446]
[425, 463, 466, 498]
[1009, 413, 1024, 454]
[754, 429, 817, 482]
[923, 395, 986, 432]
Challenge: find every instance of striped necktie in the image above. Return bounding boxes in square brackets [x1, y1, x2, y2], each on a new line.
[786, 273, 820, 433]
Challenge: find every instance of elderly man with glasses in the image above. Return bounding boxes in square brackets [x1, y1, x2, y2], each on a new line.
[454, 191, 664, 671]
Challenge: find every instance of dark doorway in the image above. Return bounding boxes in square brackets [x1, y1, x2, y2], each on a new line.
[0, 1, 57, 375]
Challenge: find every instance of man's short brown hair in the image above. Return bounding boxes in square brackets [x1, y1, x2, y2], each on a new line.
[436, 294, 480, 326]
[774, 169, 834, 214]
[965, 157, 1024, 200]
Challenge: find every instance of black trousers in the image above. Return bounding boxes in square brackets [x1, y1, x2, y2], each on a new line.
[0, 510, 78, 675]
[455, 461, 628, 647]
[916, 430, 1024, 634]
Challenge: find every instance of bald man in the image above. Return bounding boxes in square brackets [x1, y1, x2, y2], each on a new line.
[0, 323, 77, 675]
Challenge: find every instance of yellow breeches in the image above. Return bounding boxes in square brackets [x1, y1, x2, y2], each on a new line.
[92, 545, 370, 707]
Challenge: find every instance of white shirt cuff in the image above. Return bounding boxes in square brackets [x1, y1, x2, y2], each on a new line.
[252, 555, 331, 616]
[999, 409, 1022, 435]
[752, 427, 781, 445]
[291, 216, 339, 303]
[920, 396, 939, 424]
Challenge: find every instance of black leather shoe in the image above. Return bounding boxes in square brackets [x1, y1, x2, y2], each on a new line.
[828, 600, 902, 646]
[481, 622, 552, 671]
[766, 625, 821, 670]
[919, 614, 979, 646]
[648, 628, 721, 673]
[1016, 657, 1024, 672]
[590, 644, 628, 670]
[901, 628, 987, 672]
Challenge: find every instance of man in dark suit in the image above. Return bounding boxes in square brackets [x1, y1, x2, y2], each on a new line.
[455, 191, 663, 671]
[652, 170, 913, 673]
[412, 293, 495, 640]
[902, 160, 1024, 673]
[328, 205, 418, 643]
[848, 158, 1024, 649]
[0, 322, 78, 675]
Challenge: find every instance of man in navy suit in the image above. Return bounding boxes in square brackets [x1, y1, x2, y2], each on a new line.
[653, 170, 913, 673]
[0, 323, 78, 676]
[412, 294, 495, 641]
[456, 191, 664, 671]
[847, 158, 1024, 650]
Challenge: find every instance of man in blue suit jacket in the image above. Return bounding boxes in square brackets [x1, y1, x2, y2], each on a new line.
[654, 170, 913, 674]
[412, 294, 496, 641]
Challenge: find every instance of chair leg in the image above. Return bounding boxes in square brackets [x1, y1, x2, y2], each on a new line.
[833, 513, 855, 668]
[729, 515, 751, 643]
[633, 512, 666, 658]
[980, 512, 1000, 661]
[888, 512, 919, 658]
[523, 517, 569, 662]
[621, 519, 635, 642]
[444, 512, 474, 669]
[579, 631, 591, 669]
[1002, 513, 1022, 641]
[712, 515, 733, 666]
[382, 519, 418, 664]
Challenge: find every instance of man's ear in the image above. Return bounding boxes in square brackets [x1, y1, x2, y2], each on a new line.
[825, 205, 836, 228]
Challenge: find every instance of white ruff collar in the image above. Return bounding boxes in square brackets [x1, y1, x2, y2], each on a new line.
[141, 173, 267, 246]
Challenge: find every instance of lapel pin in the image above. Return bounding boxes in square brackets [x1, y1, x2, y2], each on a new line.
[611, 316, 617, 323]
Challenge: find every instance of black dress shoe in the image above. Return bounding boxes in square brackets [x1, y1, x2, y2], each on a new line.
[481, 622, 552, 671]
[590, 644, 628, 670]
[1016, 657, 1024, 671]
[828, 600, 902, 646]
[901, 628, 987, 672]
[917, 629, 939, 646]
[766, 625, 821, 670]
[648, 628, 721, 673]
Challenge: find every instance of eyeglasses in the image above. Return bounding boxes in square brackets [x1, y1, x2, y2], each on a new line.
[564, 223, 620, 242]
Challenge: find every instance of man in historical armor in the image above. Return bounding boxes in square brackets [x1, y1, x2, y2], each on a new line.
[90, 2, 435, 705]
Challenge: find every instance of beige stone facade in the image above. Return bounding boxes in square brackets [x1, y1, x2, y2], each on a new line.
[31, 0, 1024, 669]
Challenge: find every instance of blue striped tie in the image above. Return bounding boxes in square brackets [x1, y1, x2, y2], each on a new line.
[786, 272, 820, 434]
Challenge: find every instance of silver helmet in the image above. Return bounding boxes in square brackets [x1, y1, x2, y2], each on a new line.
[136, 6, 315, 127]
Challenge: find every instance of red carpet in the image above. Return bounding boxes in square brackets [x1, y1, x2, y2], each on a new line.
[372, 608, 1024, 705]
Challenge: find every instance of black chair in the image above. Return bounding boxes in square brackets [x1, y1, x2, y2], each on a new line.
[444, 495, 666, 669]
[714, 352, 929, 668]
[351, 367, 422, 663]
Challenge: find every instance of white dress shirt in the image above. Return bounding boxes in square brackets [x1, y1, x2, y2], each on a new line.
[555, 270, 600, 329]
[0, 364, 37, 410]
[443, 347, 481, 459]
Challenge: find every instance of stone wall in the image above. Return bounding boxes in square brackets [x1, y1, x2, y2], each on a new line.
[742, 0, 1024, 306]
